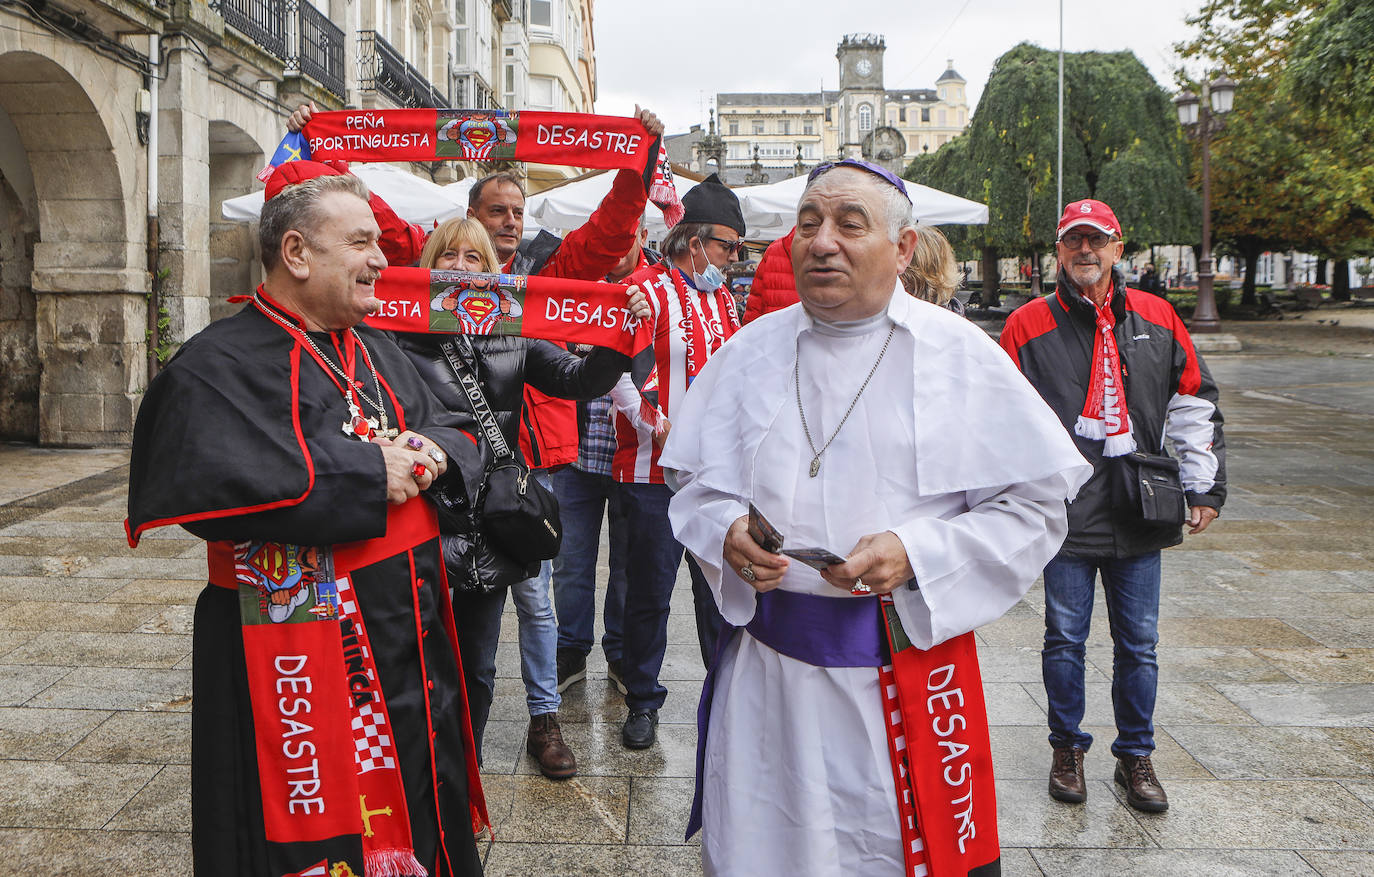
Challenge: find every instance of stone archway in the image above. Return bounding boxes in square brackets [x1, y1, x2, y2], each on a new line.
[208, 121, 263, 323]
[0, 48, 146, 445]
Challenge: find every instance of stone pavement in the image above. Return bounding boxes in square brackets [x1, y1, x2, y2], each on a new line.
[1, 326, 1372, 875]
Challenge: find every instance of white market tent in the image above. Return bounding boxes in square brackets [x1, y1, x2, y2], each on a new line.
[525, 168, 699, 239]
[221, 163, 546, 237]
[735, 173, 989, 238]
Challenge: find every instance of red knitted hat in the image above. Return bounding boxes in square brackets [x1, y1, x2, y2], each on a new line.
[263, 160, 346, 201]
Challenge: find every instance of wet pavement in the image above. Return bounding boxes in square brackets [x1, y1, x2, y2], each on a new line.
[0, 323, 1371, 875]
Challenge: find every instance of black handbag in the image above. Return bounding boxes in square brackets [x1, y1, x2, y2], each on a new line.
[440, 338, 563, 564]
[1115, 450, 1186, 527]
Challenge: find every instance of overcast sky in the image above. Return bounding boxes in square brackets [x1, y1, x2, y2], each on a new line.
[592, 0, 1207, 132]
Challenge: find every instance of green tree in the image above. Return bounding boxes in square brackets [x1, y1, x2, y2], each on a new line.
[907, 44, 1197, 305]
[1179, 0, 1374, 301]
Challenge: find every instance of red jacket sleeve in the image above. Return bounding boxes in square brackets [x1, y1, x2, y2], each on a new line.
[744, 230, 798, 323]
[371, 192, 428, 268]
[539, 168, 647, 281]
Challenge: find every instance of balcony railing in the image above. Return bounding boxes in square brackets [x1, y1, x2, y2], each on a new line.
[210, 0, 287, 60]
[291, 0, 345, 98]
[358, 31, 447, 109]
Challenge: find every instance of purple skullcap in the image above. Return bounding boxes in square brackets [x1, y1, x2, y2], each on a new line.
[807, 158, 911, 203]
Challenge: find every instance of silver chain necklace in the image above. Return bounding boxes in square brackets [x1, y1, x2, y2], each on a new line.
[254, 295, 396, 440]
[795, 324, 896, 477]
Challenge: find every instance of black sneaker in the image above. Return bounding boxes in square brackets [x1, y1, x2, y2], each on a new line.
[606, 658, 629, 695]
[556, 649, 587, 693]
[621, 708, 658, 749]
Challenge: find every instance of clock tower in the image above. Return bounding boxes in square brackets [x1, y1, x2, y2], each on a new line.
[836, 34, 886, 159]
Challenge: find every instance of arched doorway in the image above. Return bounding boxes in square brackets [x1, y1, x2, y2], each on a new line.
[0, 102, 38, 440]
[0, 48, 145, 445]
[208, 121, 263, 323]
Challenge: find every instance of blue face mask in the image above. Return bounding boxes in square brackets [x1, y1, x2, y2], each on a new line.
[688, 245, 727, 291]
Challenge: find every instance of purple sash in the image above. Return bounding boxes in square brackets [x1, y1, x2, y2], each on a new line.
[687, 588, 885, 838]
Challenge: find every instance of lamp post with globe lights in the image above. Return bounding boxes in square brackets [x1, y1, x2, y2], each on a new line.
[1174, 74, 1236, 333]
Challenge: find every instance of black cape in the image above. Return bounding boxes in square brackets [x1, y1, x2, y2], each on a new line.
[127, 301, 486, 877]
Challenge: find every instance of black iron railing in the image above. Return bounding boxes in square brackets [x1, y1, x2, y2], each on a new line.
[211, 0, 287, 60]
[295, 2, 345, 98]
[358, 31, 447, 108]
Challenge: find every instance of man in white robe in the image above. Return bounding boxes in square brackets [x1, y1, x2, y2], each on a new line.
[659, 160, 1091, 877]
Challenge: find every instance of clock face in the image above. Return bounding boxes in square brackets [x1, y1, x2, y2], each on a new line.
[856, 59, 872, 77]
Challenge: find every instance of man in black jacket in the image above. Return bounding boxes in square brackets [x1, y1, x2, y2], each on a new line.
[999, 198, 1227, 814]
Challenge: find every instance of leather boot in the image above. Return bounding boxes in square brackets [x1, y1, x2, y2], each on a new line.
[1048, 745, 1087, 803]
[527, 713, 577, 780]
[1115, 754, 1168, 812]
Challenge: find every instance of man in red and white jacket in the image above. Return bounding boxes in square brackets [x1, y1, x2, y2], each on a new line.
[609, 174, 744, 750]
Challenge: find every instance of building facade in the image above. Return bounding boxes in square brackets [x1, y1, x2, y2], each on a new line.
[0, 0, 593, 445]
[711, 34, 968, 183]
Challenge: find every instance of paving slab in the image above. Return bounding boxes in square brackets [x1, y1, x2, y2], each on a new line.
[1127, 779, 1374, 850]
[2, 349, 1373, 873]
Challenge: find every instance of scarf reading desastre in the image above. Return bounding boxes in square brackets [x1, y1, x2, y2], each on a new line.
[236, 541, 425, 877]
[1075, 288, 1136, 457]
[262, 109, 683, 226]
[367, 267, 653, 357]
[878, 597, 1001, 877]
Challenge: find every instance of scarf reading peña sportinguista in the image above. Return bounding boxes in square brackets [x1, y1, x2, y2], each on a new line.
[1075, 288, 1136, 457]
[277, 108, 683, 227]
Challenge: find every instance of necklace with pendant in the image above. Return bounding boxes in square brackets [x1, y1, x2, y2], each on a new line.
[795, 324, 896, 478]
[254, 295, 398, 442]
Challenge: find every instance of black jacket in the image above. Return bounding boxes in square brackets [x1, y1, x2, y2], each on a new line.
[1000, 269, 1227, 558]
[394, 332, 629, 589]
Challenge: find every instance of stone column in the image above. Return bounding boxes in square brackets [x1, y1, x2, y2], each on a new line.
[156, 34, 212, 348]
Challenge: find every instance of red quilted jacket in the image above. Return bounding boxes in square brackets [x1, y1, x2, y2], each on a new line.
[743, 229, 800, 324]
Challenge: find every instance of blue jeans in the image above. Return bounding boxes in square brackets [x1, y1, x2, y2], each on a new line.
[452, 586, 505, 766]
[551, 466, 627, 662]
[619, 482, 685, 711]
[512, 469, 560, 717]
[1042, 551, 1162, 758]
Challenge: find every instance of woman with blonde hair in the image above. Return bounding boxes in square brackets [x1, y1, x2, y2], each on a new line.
[394, 215, 648, 781]
[901, 224, 965, 314]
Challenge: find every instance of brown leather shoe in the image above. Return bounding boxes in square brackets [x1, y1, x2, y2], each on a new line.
[1115, 754, 1168, 812]
[1048, 745, 1087, 803]
[527, 713, 577, 780]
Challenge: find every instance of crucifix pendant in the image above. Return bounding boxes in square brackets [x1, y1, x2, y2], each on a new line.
[341, 393, 377, 442]
[809, 457, 822, 478]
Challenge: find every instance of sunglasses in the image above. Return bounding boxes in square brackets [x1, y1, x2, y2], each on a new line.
[1059, 231, 1115, 250]
[707, 235, 745, 256]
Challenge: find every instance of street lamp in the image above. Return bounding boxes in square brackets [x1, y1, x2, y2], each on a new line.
[1175, 74, 1237, 333]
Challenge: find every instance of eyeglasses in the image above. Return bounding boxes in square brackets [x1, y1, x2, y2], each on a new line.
[1059, 231, 1114, 250]
[707, 235, 744, 256]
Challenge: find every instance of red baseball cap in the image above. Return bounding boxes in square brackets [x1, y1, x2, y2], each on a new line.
[263, 160, 347, 202]
[1057, 199, 1121, 241]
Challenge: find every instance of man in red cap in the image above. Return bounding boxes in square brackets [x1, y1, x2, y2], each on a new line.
[127, 162, 488, 876]
[999, 198, 1228, 814]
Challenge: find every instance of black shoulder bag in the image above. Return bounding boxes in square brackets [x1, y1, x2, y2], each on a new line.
[440, 338, 564, 564]
[1114, 450, 1187, 528]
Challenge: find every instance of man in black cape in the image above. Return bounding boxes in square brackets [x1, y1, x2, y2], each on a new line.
[127, 161, 487, 877]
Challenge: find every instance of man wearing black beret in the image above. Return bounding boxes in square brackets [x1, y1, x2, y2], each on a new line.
[608, 173, 746, 748]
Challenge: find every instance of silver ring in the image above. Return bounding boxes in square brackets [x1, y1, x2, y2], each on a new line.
[740, 563, 756, 582]
[850, 578, 871, 595]
[427, 447, 446, 464]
